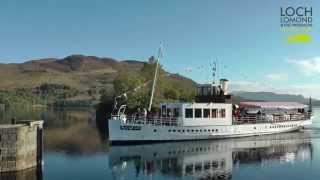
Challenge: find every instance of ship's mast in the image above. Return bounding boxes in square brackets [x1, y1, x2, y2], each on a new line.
[148, 46, 163, 112]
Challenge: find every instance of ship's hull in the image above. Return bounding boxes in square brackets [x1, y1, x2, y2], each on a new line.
[108, 119, 312, 143]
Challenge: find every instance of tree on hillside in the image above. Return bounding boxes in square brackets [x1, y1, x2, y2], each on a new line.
[100, 61, 196, 114]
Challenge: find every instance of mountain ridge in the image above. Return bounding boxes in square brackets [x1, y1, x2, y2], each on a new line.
[0, 54, 319, 106]
[232, 91, 320, 105]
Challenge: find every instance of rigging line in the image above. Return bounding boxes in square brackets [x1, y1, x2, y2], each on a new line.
[148, 44, 163, 112]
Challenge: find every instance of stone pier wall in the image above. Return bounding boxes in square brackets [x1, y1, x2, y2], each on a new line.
[0, 121, 43, 172]
[0, 167, 42, 180]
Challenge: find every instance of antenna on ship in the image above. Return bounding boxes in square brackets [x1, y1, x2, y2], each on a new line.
[309, 96, 312, 113]
[148, 44, 163, 112]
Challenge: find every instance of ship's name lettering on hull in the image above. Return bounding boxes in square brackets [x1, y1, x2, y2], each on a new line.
[120, 125, 141, 130]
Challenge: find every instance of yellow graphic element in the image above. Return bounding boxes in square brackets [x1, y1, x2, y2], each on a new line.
[287, 34, 312, 43]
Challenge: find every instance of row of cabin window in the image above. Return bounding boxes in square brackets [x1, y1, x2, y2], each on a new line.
[185, 108, 226, 118]
[168, 129, 219, 133]
[270, 124, 297, 128]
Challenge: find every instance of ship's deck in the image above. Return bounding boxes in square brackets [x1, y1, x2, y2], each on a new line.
[111, 111, 311, 126]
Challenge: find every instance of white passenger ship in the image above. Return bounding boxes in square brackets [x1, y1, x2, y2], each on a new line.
[108, 53, 312, 143]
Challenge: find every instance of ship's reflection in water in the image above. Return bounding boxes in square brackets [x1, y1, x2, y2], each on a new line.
[109, 132, 312, 180]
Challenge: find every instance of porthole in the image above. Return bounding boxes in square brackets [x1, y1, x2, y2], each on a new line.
[253, 127, 256, 130]
[215, 129, 218, 132]
[168, 129, 171, 132]
[200, 130, 202, 132]
[187, 129, 189, 132]
[192, 130, 194, 132]
[208, 129, 211, 132]
[153, 129, 157, 132]
[173, 129, 176, 132]
[182, 130, 185, 132]
[196, 130, 199, 132]
[178, 130, 181, 132]
[204, 129, 207, 132]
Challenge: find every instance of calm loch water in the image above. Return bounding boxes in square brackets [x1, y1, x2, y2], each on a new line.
[1, 107, 320, 180]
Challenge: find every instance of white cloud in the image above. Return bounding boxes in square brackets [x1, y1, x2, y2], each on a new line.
[287, 57, 320, 76]
[265, 73, 288, 81]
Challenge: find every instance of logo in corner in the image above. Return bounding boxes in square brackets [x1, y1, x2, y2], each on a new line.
[280, 6, 313, 44]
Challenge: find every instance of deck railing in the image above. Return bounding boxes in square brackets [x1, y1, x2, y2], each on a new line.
[111, 115, 179, 126]
[111, 112, 312, 126]
[233, 112, 311, 125]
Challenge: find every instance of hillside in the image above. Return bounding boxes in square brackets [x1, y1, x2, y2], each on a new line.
[0, 55, 319, 108]
[0, 55, 144, 91]
[0, 55, 196, 107]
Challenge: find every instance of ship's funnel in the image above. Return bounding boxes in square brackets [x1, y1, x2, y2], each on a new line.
[220, 79, 229, 95]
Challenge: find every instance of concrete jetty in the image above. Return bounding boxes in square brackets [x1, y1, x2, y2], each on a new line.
[0, 120, 43, 172]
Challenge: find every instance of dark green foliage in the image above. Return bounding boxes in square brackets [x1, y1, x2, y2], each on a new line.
[0, 83, 84, 109]
[36, 83, 81, 105]
[53, 100, 94, 107]
[0, 89, 41, 108]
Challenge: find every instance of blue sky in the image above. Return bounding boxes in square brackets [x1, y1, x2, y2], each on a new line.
[0, 0, 319, 98]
